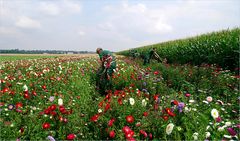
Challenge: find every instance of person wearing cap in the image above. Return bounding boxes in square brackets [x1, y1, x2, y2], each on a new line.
[149, 47, 162, 63]
[142, 47, 162, 65]
[96, 48, 116, 95]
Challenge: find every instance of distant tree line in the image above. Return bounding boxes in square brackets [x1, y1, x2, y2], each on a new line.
[0, 49, 95, 54]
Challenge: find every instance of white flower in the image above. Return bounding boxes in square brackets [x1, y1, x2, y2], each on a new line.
[206, 96, 213, 102]
[203, 100, 209, 104]
[192, 132, 198, 140]
[58, 98, 63, 106]
[206, 125, 210, 130]
[184, 107, 191, 112]
[98, 109, 102, 113]
[23, 84, 28, 91]
[142, 99, 147, 107]
[225, 121, 232, 127]
[58, 65, 62, 70]
[223, 135, 232, 139]
[218, 126, 225, 132]
[10, 123, 14, 127]
[211, 109, 219, 119]
[189, 100, 195, 103]
[206, 132, 211, 138]
[129, 98, 135, 105]
[166, 123, 174, 135]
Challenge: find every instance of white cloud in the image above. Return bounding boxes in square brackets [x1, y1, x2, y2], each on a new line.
[97, 22, 115, 31]
[103, 2, 173, 35]
[0, 27, 18, 35]
[39, 2, 60, 16]
[63, 0, 81, 13]
[39, 0, 81, 16]
[122, 3, 146, 13]
[78, 31, 85, 36]
[15, 16, 41, 29]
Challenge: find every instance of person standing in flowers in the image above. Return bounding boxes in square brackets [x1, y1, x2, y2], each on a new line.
[96, 48, 116, 95]
[142, 47, 162, 65]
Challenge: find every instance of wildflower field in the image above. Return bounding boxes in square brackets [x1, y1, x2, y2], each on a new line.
[0, 29, 239, 140]
[0, 54, 239, 140]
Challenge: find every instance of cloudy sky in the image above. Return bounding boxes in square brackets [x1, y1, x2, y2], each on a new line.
[0, 0, 239, 52]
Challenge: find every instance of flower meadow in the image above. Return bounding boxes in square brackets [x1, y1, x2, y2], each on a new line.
[0, 55, 239, 140]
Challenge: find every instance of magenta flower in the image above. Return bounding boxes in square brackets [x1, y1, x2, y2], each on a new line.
[185, 93, 191, 97]
[227, 128, 237, 136]
[216, 116, 222, 122]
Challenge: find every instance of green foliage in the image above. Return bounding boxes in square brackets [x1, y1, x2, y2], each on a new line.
[118, 28, 240, 70]
[0, 55, 239, 140]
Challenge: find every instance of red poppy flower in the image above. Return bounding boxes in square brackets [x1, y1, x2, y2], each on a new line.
[42, 85, 47, 90]
[3, 88, 9, 93]
[126, 115, 134, 123]
[108, 118, 115, 127]
[15, 102, 23, 109]
[32, 91, 37, 96]
[153, 95, 159, 102]
[165, 108, 171, 114]
[44, 109, 51, 114]
[104, 103, 110, 112]
[24, 93, 30, 99]
[172, 100, 178, 106]
[163, 115, 169, 121]
[109, 130, 115, 138]
[140, 130, 147, 138]
[50, 104, 57, 111]
[59, 105, 65, 112]
[66, 134, 76, 140]
[50, 111, 57, 116]
[118, 98, 123, 105]
[125, 130, 134, 139]
[90, 114, 100, 122]
[168, 112, 176, 117]
[122, 126, 131, 134]
[154, 71, 159, 75]
[98, 101, 103, 107]
[143, 112, 148, 117]
[42, 122, 50, 129]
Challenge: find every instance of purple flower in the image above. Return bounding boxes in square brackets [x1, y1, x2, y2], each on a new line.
[142, 89, 148, 93]
[49, 96, 55, 102]
[177, 102, 185, 113]
[227, 128, 237, 136]
[47, 136, 56, 141]
[8, 104, 15, 110]
[143, 82, 147, 86]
